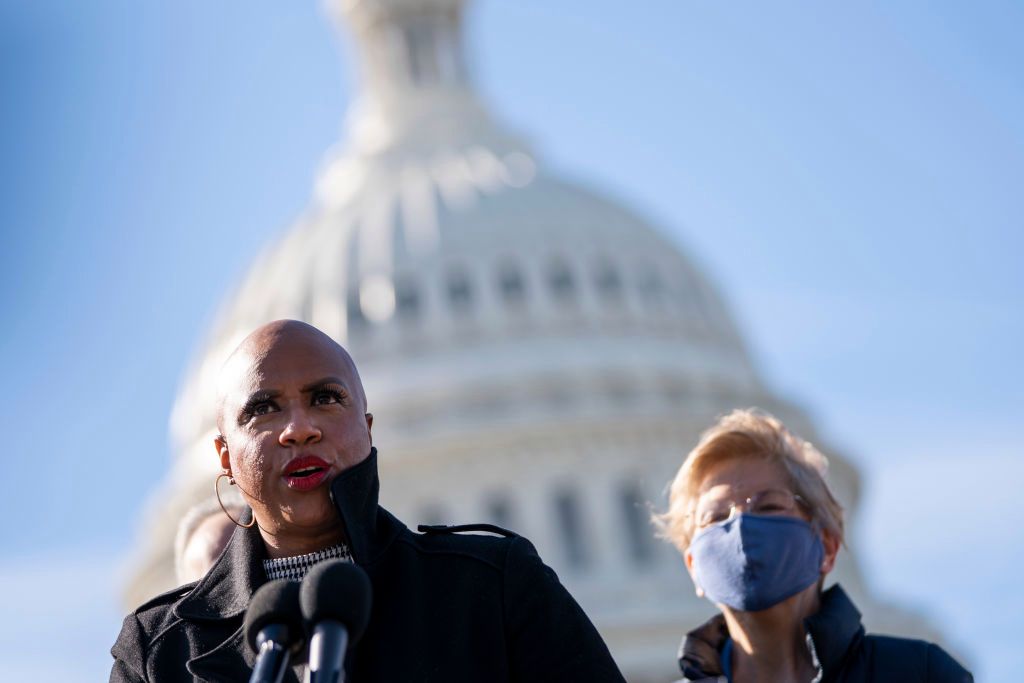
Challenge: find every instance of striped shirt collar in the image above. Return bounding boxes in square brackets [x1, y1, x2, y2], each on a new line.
[262, 544, 353, 582]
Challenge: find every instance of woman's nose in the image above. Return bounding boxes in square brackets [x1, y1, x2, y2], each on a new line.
[278, 410, 322, 446]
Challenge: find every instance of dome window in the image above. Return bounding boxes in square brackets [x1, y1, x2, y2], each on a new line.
[619, 482, 654, 566]
[554, 488, 589, 569]
[638, 266, 665, 305]
[498, 264, 526, 305]
[394, 277, 420, 320]
[446, 268, 473, 313]
[595, 262, 623, 301]
[547, 260, 576, 302]
[347, 291, 367, 330]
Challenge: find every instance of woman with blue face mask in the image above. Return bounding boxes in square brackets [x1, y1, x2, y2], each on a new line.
[654, 409, 972, 683]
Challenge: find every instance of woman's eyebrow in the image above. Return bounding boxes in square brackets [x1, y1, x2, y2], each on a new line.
[300, 377, 347, 393]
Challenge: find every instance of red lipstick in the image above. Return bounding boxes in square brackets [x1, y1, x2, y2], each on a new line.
[283, 455, 331, 491]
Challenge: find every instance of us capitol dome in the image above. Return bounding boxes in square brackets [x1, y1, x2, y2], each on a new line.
[125, 0, 938, 679]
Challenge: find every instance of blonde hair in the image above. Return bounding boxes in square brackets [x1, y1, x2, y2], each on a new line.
[654, 408, 844, 553]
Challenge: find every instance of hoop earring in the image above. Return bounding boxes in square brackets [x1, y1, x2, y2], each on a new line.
[215, 472, 256, 529]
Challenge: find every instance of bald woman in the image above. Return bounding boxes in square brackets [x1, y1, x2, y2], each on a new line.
[111, 320, 624, 683]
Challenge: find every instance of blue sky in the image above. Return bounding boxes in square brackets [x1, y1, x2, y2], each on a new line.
[1, 1, 1021, 680]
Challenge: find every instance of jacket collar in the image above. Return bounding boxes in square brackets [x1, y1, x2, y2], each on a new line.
[677, 585, 863, 682]
[173, 447, 400, 681]
[803, 584, 864, 675]
[329, 447, 404, 566]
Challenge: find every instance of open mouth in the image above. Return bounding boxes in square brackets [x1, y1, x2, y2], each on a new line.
[283, 456, 331, 490]
[287, 466, 325, 478]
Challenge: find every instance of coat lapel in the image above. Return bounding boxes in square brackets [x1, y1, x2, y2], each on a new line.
[174, 509, 266, 682]
[185, 625, 252, 682]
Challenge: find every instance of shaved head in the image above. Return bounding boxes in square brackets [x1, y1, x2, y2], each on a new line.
[212, 319, 374, 553]
[215, 320, 367, 435]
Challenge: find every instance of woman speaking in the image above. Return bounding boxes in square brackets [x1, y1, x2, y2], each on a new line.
[109, 320, 624, 682]
[655, 409, 972, 683]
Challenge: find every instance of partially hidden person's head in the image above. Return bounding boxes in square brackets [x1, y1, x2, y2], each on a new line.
[174, 496, 243, 584]
[654, 408, 843, 612]
[213, 319, 374, 540]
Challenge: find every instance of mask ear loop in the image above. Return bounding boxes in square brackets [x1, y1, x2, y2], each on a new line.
[214, 472, 256, 529]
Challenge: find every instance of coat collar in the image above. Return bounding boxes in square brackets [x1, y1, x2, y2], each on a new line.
[173, 447, 400, 681]
[329, 447, 404, 566]
[803, 584, 864, 675]
[677, 585, 864, 682]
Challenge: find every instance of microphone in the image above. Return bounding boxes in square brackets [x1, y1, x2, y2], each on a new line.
[299, 560, 373, 683]
[244, 579, 305, 683]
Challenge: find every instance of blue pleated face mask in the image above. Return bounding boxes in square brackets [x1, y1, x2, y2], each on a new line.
[688, 513, 824, 612]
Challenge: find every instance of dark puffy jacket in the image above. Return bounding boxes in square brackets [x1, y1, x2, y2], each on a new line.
[110, 449, 625, 682]
[677, 585, 972, 683]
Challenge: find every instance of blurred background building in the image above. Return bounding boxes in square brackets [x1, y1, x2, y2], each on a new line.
[120, 0, 946, 679]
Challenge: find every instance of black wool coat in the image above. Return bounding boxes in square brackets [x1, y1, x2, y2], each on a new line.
[677, 584, 972, 683]
[110, 449, 625, 682]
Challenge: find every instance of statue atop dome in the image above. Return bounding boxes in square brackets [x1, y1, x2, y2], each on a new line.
[332, 0, 470, 91]
[325, 0, 514, 156]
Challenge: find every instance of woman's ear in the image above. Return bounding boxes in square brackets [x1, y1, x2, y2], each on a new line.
[214, 435, 230, 472]
[820, 529, 840, 574]
[684, 549, 705, 598]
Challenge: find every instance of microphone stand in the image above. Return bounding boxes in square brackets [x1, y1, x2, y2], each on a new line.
[303, 619, 349, 683]
[250, 624, 292, 683]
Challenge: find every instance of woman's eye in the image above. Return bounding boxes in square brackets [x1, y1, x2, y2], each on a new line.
[252, 402, 274, 416]
[756, 503, 786, 514]
[313, 390, 344, 406]
[238, 396, 278, 425]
